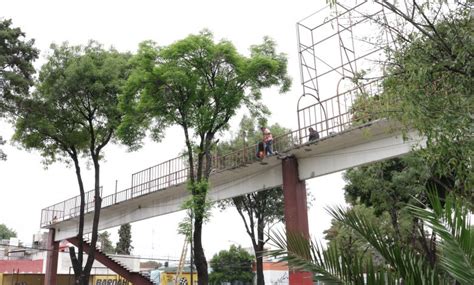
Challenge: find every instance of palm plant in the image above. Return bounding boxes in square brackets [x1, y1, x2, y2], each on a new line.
[269, 191, 473, 284]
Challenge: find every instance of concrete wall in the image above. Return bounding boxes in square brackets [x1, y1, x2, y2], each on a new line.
[262, 270, 289, 285]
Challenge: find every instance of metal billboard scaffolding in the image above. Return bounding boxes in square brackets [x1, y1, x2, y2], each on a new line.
[296, 0, 397, 140]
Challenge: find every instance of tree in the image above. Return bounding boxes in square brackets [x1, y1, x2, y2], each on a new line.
[344, 0, 473, 196]
[0, 137, 6, 161]
[323, 204, 390, 267]
[140, 260, 162, 269]
[378, 0, 473, 197]
[98, 231, 115, 254]
[342, 153, 461, 265]
[342, 0, 473, 198]
[324, 150, 464, 270]
[116, 223, 133, 255]
[217, 116, 289, 285]
[119, 30, 290, 284]
[209, 245, 254, 285]
[271, 2, 474, 283]
[13, 42, 130, 285]
[0, 19, 38, 160]
[270, 191, 473, 284]
[0, 224, 17, 240]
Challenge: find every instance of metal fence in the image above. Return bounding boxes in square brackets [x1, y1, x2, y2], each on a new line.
[40, 79, 388, 228]
[40, 188, 102, 227]
[297, 79, 382, 142]
[130, 156, 189, 194]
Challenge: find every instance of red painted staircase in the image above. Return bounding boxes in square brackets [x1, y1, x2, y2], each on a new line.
[67, 237, 153, 285]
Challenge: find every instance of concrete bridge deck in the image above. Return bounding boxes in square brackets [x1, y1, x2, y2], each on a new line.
[41, 119, 423, 241]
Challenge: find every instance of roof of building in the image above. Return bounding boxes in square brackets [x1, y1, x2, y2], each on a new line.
[0, 259, 43, 273]
[254, 261, 288, 271]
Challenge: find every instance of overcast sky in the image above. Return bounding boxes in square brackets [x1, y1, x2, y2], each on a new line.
[0, 0, 348, 261]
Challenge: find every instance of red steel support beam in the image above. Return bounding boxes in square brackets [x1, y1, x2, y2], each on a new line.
[67, 237, 153, 285]
[282, 156, 312, 285]
[44, 228, 59, 285]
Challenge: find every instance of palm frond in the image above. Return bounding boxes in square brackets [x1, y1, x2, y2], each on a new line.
[268, 230, 400, 285]
[269, 230, 346, 284]
[328, 205, 446, 285]
[268, 191, 472, 285]
[408, 192, 474, 285]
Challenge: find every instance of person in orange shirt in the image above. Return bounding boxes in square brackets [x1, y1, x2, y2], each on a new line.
[260, 127, 274, 156]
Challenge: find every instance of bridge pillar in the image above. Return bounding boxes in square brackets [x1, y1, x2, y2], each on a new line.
[282, 156, 312, 285]
[44, 228, 59, 285]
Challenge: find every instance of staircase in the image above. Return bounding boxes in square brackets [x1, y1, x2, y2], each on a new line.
[67, 237, 154, 285]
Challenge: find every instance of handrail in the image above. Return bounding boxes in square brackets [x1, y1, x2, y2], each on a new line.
[40, 188, 102, 227]
[40, 79, 386, 227]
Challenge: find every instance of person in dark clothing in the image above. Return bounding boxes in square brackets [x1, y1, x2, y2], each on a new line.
[256, 141, 265, 159]
[308, 127, 319, 142]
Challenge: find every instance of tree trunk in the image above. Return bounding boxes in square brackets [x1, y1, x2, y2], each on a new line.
[83, 154, 102, 279]
[254, 249, 265, 285]
[389, 207, 401, 243]
[255, 215, 266, 285]
[77, 274, 88, 285]
[193, 215, 208, 285]
[70, 154, 86, 283]
[192, 134, 214, 284]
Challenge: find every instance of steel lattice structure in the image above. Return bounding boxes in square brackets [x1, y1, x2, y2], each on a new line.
[296, 0, 398, 140]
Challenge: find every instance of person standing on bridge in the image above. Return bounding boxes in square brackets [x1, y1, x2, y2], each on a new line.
[261, 126, 274, 156]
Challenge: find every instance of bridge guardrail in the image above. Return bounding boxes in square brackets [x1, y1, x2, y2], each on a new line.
[41, 188, 101, 227]
[41, 79, 388, 227]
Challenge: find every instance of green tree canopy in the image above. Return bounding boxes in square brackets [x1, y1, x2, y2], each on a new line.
[0, 224, 17, 240]
[0, 19, 38, 112]
[119, 30, 290, 284]
[209, 245, 254, 285]
[323, 204, 391, 266]
[272, 2, 473, 283]
[98, 231, 115, 254]
[140, 260, 162, 269]
[347, 1, 473, 196]
[217, 115, 290, 285]
[383, 8, 473, 195]
[116, 223, 133, 255]
[13, 41, 130, 285]
[271, 191, 473, 285]
[343, 155, 430, 239]
[0, 137, 6, 161]
[0, 19, 38, 160]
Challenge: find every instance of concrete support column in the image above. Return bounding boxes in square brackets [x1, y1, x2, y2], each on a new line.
[282, 156, 312, 285]
[44, 228, 59, 285]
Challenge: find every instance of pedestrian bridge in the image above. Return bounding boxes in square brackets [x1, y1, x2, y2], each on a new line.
[41, 118, 423, 241]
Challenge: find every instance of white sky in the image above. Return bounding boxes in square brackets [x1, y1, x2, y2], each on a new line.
[0, 0, 348, 262]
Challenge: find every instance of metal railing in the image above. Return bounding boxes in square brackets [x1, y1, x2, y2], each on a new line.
[40, 79, 388, 228]
[131, 157, 188, 192]
[297, 79, 382, 141]
[41, 188, 102, 227]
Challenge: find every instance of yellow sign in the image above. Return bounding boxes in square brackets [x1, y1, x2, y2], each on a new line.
[92, 275, 131, 285]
